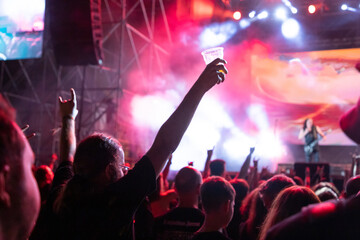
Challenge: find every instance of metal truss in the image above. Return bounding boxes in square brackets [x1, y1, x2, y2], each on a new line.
[0, 0, 173, 165]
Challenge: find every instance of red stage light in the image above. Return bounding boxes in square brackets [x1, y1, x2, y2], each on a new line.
[233, 11, 241, 20]
[308, 5, 316, 14]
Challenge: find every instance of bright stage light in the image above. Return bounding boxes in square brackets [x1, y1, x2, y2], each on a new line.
[281, 18, 300, 39]
[199, 21, 238, 48]
[308, 5, 316, 14]
[290, 7, 298, 14]
[341, 4, 348, 10]
[233, 11, 242, 20]
[275, 7, 287, 20]
[239, 19, 250, 29]
[249, 10, 256, 18]
[258, 11, 269, 19]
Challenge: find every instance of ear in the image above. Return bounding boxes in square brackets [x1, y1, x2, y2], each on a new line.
[221, 199, 231, 212]
[105, 163, 118, 182]
[195, 184, 201, 195]
[0, 165, 11, 208]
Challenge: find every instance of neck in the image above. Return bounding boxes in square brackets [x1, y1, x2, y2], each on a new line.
[178, 194, 199, 208]
[0, 222, 19, 240]
[198, 214, 225, 233]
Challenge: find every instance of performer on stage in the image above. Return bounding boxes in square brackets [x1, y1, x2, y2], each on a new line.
[298, 118, 326, 163]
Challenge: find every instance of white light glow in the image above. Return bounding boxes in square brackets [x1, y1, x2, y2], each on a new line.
[239, 19, 250, 29]
[258, 11, 269, 20]
[291, 7, 298, 14]
[308, 5, 316, 14]
[281, 18, 300, 39]
[275, 7, 287, 20]
[233, 11, 242, 20]
[249, 11, 256, 18]
[341, 4, 348, 10]
[199, 22, 238, 49]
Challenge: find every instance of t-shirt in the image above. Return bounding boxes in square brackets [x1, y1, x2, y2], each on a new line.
[31, 155, 156, 240]
[58, 155, 156, 240]
[30, 160, 74, 240]
[191, 231, 231, 240]
[154, 207, 205, 240]
[265, 195, 360, 240]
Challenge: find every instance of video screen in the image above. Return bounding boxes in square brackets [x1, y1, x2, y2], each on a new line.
[0, 0, 45, 60]
[251, 48, 360, 146]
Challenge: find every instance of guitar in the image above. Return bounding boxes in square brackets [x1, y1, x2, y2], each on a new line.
[304, 129, 332, 155]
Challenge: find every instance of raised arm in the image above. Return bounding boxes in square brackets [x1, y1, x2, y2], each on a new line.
[202, 148, 214, 179]
[58, 88, 78, 163]
[146, 58, 228, 177]
[235, 147, 255, 179]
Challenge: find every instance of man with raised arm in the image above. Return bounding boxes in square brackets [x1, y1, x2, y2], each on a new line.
[43, 58, 228, 240]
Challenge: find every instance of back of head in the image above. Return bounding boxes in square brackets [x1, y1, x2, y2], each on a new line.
[292, 176, 304, 186]
[312, 182, 339, 201]
[175, 166, 202, 195]
[270, 186, 320, 222]
[35, 165, 54, 186]
[209, 159, 226, 177]
[74, 133, 124, 181]
[0, 95, 22, 173]
[244, 186, 268, 231]
[201, 176, 235, 213]
[345, 175, 360, 198]
[259, 186, 320, 240]
[260, 174, 295, 209]
[0, 95, 40, 239]
[35, 165, 55, 203]
[230, 179, 249, 206]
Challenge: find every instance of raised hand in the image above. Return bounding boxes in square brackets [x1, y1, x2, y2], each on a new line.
[59, 88, 78, 119]
[250, 147, 255, 155]
[194, 58, 228, 93]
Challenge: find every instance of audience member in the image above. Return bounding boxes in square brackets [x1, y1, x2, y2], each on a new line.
[239, 175, 295, 240]
[312, 182, 339, 201]
[226, 179, 249, 240]
[154, 166, 204, 240]
[344, 175, 360, 198]
[0, 94, 40, 240]
[192, 176, 235, 240]
[238, 186, 267, 240]
[292, 176, 304, 186]
[259, 186, 320, 240]
[259, 174, 296, 210]
[35, 165, 54, 205]
[209, 159, 227, 178]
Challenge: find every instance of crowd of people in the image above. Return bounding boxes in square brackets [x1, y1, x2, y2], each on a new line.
[1, 58, 360, 240]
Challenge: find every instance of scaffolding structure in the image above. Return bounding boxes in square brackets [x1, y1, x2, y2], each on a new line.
[0, 0, 173, 165]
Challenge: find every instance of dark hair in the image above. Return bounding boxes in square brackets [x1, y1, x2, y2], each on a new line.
[0, 95, 24, 171]
[292, 176, 304, 186]
[201, 176, 235, 213]
[312, 182, 339, 201]
[241, 186, 268, 234]
[260, 174, 295, 199]
[209, 159, 226, 176]
[74, 133, 123, 179]
[175, 166, 202, 194]
[345, 175, 360, 198]
[303, 118, 317, 138]
[230, 179, 249, 206]
[259, 186, 320, 240]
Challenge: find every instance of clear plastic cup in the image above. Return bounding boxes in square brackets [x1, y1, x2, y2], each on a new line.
[201, 47, 224, 65]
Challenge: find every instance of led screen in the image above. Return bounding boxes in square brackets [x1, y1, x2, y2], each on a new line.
[0, 0, 45, 60]
[251, 48, 360, 146]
